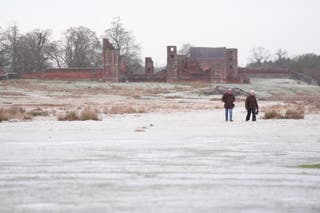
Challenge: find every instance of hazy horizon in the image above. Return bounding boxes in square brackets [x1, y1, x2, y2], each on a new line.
[1, 0, 320, 67]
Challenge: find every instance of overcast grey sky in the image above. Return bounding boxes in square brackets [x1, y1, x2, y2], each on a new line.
[1, 0, 319, 66]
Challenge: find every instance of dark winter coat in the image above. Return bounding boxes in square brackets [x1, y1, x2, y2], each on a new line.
[245, 95, 259, 110]
[222, 93, 235, 109]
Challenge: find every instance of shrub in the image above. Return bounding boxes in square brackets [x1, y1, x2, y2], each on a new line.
[57, 108, 100, 121]
[0, 109, 9, 122]
[104, 105, 146, 114]
[285, 109, 304, 119]
[30, 108, 49, 117]
[57, 111, 78, 121]
[80, 108, 100, 120]
[263, 109, 304, 120]
[0, 107, 32, 122]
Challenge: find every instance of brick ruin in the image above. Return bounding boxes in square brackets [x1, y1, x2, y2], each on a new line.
[165, 45, 242, 83]
[167, 46, 178, 82]
[145, 57, 154, 75]
[16, 38, 297, 83]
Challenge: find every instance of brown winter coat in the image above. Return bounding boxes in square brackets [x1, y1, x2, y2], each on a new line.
[245, 95, 259, 110]
[222, 93, 235, 109]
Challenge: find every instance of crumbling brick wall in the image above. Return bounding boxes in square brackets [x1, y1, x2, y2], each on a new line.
[145, 57, 154, 75]
[167, 46, 178, 82]
[226, 48, 238, 79]
[20, 68, 105, 80]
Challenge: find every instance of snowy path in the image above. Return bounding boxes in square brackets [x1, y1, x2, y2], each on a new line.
[0, 110, 320, 213]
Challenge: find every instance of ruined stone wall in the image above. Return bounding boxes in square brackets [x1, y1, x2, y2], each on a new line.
[145, 57, 154, 75]
[167, 46, 178, 82]
[209, 60, 227, 83]
[226, 48, 238, 79]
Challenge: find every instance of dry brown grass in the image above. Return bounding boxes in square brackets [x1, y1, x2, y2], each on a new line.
[284, 109, 304, 119]
[263, 110, 285, 119]
[30, 107, 49, 117]
[263, 105, 305, 120]
[80, 108, 100, 120]
[57, 108, 100, 121]
[0, 107, 32, 122]
[306, 97, 320, 113]
[104, 105, 147, 114]
[57, 111, 78, 121]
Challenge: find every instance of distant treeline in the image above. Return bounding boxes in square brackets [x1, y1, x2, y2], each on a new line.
[0, 17, 142, 74]
[246, 47, 320, 84]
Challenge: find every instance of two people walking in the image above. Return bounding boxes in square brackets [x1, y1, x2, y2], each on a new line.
[221, 88, 259, 122]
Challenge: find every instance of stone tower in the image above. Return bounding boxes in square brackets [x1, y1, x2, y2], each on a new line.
[167, 46, 178, 82]
[145, 57, 154, 75]
[103, 38, 119, 82]
[226, 48, 238, 79]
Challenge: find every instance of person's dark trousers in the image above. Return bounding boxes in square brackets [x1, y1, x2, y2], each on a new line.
[246, 108, 256, 121]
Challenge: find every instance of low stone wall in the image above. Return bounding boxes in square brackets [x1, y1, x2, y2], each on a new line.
[20, 68, 105, 80]
[238, 68, 292, 79]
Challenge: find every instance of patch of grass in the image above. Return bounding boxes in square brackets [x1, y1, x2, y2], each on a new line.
[80, 108, 100, 120]
[298, 163, 320, 169]
[263, 107, 304, 120]
[284, 109, 304, 119]
[57, 111, 78, 121]
[0, 107, 32, 122]
[30, 107, 49, 117]
[104, 105, 146, 114]
[57, 108, 100, 121]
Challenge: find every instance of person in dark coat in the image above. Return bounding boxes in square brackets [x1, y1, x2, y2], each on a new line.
[245, 90, 259, 121]
[222, 88, 235, 121]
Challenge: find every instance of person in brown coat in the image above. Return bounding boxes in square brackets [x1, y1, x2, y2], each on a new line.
[222, 88, 235, 121]
[245, 90, 259, 121]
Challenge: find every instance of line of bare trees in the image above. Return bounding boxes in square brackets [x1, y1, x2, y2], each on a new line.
[0, 17, 142, 74]
[247, 47, 320, 84]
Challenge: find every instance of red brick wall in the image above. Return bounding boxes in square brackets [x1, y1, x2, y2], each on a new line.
[20, 68, 105, 80]
[239, 68, 292, 78]
[226, 48, 238, 78]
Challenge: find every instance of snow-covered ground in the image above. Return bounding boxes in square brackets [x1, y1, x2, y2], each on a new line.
[0, 109, 320, 213]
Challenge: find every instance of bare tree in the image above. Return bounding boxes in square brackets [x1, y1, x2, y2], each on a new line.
[3, 25, 20, 72]
[0, 27, 10, 67]
[47, 41, 65, 68]
[179, 43, 191, 56]
[63, 26, 102, 68]
[24, 29, 54, 71]
[249, 47, 270, 65]
[104, 17, 142, 73]
[275, 49, 288, 61]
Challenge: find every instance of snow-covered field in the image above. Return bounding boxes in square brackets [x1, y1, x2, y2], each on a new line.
[0, 78, 320, 212]
[0, 109, 320, 213]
